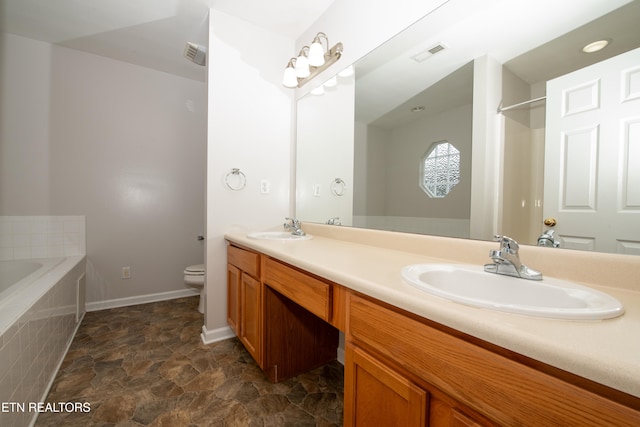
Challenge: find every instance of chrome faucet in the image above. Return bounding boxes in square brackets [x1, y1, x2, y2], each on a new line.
[484, 235, 542, 280]
[537, 229, 560, 248]
[326, 217, 341, 225]
[284, 217, 306, 236]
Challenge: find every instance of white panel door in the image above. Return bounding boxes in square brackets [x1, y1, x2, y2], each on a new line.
[544, 47, 640, 255]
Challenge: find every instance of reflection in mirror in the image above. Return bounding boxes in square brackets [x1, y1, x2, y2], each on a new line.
[353, 61, 473, 238]
[295, 0, 640, 255]
[296, 71, 355, 226]
[420, 141, 461, 199]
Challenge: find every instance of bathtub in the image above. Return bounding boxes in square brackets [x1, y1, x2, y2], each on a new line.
[0, 258, 64, 300]
[0, 256, 86, 427]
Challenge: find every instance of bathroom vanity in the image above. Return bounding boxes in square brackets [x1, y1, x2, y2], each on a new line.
[227, 244, 339, 382]
[225, 225, 640, 426]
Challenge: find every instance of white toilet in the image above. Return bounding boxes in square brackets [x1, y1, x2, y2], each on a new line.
[184, 264, 205, 313]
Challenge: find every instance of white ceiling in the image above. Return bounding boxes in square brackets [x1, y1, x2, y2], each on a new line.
[0, 0, 335, 82]
[2, 0, 638, 126]
[356, 0, 640, 128]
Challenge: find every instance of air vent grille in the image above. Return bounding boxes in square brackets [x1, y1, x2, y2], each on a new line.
[411, 43, 447, 63]
[184, 42, 207, 66]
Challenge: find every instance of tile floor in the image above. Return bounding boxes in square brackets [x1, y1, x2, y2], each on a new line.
[35, 296, 344, 426]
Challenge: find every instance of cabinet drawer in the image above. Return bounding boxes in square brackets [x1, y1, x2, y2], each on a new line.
[227, 245, 260, 277]
[348, 293, 640, 427]
[264, 258, 331, 322]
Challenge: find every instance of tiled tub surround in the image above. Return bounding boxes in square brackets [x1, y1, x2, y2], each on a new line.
[0, 256, 86, 427]
[0, 216, 86, 261]
[0, 216, 87, 427]
[226, 223, 640, 399]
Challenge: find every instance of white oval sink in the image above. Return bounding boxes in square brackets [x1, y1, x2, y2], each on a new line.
[247, 231, 312, 241]
[401, 263, 624, 320]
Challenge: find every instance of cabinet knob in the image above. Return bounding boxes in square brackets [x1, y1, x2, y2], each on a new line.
[543, 217, 557, 227]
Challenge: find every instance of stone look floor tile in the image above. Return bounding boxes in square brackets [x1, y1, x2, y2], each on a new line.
[35, 297, 344, 426]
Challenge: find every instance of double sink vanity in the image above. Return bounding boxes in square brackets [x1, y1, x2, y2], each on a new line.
[225, 223, 640, 426]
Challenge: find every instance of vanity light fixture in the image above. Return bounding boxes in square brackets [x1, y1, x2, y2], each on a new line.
[295, 46, 311, 78]
[282, 32, 343, 88]
[308, 33, 329, 66]
[282, 59, 299, 88]
[582, 39, 609, 53]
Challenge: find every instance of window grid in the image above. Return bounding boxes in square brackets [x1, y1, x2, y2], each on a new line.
[421, 142, 460, 198]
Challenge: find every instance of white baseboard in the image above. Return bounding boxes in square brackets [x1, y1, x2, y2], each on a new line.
[86, 289, 199, 312]
[201, 324, 236, 345]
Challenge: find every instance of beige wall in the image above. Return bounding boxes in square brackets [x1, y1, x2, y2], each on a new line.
[501, 66, 545, 244]
[1, 34, 52, 212]
[204, 11, 293, 339]
[354, 105, 472, 237]
[0, 33, 207, 306]
[354, 122, 389, 217]
[296, 75, 355, 225]
[352, 104, 472, 237]
[384, 104, 472, 219]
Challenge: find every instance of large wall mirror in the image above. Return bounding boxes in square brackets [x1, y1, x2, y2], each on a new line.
[296, 0, 640, 255]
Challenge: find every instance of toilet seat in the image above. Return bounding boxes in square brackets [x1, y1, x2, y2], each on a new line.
[184, 264, 205, 285]
[184, 264, 205, 276]
[184, 264, 205, 314]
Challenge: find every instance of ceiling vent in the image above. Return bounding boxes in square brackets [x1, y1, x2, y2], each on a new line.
[184, 42, 207, 66]
[411, 43, 447, 63]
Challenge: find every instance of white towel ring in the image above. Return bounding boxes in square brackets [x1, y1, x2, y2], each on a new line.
[224, 168, 247, 191]
[330, 178, 346, 196]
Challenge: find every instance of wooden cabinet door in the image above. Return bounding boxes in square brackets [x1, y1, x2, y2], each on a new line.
[239, 273, 262, 365]
[345, 344, 427, 427]
[450, 410, 484, 427]
[430, 397, 487, 427]
[226, 263, 240, 335]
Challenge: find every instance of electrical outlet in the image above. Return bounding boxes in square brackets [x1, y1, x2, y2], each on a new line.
[122, 266, 131, 279]
[260, 179, 270, 194]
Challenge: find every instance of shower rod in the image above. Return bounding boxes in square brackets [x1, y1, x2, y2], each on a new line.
[497, 96, 547, 113]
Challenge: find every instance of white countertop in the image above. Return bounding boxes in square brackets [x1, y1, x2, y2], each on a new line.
[225, 231, 640, 399]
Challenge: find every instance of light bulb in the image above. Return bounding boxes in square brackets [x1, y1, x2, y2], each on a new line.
[582, 40, 609, 53]
[295, 54, 310, 78]
[324, 76, 337, 88]
[282, 63, 298, 88]
[338, 65, 353, 77]
[308, 41, 325, 67]
[311, 85, 325, 95]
